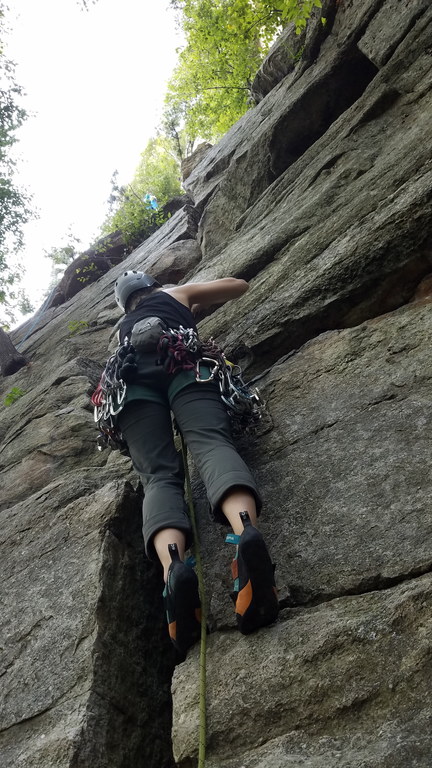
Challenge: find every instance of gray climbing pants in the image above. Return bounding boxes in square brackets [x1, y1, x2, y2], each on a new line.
[117, 382, 261, 558]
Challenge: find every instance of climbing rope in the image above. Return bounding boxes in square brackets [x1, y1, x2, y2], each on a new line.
[180, 434, 207, 768]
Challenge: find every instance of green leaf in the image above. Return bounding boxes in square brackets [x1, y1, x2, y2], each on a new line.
[4, 386, 25, 406]
[164, 0, 321, 141]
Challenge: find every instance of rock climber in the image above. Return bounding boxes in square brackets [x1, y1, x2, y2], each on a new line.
[113, 270, 279, 656]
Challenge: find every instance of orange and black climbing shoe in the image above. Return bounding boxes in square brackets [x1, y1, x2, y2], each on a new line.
[226, 511, 279, 635]
[163, 543, 201, 659]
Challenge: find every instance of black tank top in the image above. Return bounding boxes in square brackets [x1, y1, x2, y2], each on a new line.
[118, 291, 197, 344]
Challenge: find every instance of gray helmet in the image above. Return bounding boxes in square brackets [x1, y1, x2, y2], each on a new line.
[114, 270, 161, 312]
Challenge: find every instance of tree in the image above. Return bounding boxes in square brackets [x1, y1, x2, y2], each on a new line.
[0, 3, 34, 324]
[44, 231, 82, 274]
[162, 99, 198, 163]
[101, 136, 183, 249]
[165, 0, 321, 141]
[44, 243, 79, 268]
[42, 231, 83, 297]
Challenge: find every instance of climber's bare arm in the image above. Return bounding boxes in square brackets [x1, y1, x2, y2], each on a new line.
[164, 278, 249, 311]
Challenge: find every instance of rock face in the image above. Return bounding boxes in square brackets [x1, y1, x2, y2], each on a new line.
[0, 329, 28, 377]
[250, 23, 304, 104]
[46, 231, 128, 309]
[1, 2, 432, 767]
[181, 143, 213, 181]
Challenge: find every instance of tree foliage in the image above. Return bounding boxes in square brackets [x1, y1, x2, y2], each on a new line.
[162, 100, 198, 163]
[42, 231, 82, 298]
[165, 0, 321, 142]
[0, 3, 34, 322]
[101, 136, 183, 248]
[44, 229, 82, 270]
[45, 243, 79, 268]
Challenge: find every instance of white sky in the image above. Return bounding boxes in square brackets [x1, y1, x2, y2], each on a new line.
[5, 0, 183, 315]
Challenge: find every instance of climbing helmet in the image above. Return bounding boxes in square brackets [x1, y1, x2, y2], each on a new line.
[114, 270, 161, 312]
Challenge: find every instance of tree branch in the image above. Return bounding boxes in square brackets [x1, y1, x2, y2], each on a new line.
[199, 85, 250, 92]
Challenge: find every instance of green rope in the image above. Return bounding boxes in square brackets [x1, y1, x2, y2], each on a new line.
[180, 434, 207, 768]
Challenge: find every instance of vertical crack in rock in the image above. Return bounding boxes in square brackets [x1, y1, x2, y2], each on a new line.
[70, 483, 176, 768]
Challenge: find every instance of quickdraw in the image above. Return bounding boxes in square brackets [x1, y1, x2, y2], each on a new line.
[91, 340, 132, 453]
[158, 328, 265, 435]
[199, 356, 264, 436]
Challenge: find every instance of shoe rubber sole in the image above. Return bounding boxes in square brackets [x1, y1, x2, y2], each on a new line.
[166, 564, 201, 656]
[235, 527, 279, 635]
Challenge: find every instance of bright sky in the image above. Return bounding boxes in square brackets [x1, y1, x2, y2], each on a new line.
[6, 0, 183, 315]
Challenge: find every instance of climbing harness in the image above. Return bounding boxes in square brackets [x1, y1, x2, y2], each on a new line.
[92, 325, 265, 452]
[180, 434, 207, 768]
[158, 326, 265, 436]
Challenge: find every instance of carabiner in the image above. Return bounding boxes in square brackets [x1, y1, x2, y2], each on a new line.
[195, 357, 220, 383]
[117, 380, 127, 404]
[102, 398, 111, 421]
[110, 381, 127, 415]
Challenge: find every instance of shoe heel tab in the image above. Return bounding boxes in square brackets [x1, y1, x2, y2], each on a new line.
[168, 542, 181, 562]
[240, 511, 252, 528]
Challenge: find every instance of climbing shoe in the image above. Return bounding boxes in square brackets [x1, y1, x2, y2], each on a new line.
[163, 543, 201, 658]
[227, 511, 279, 635]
